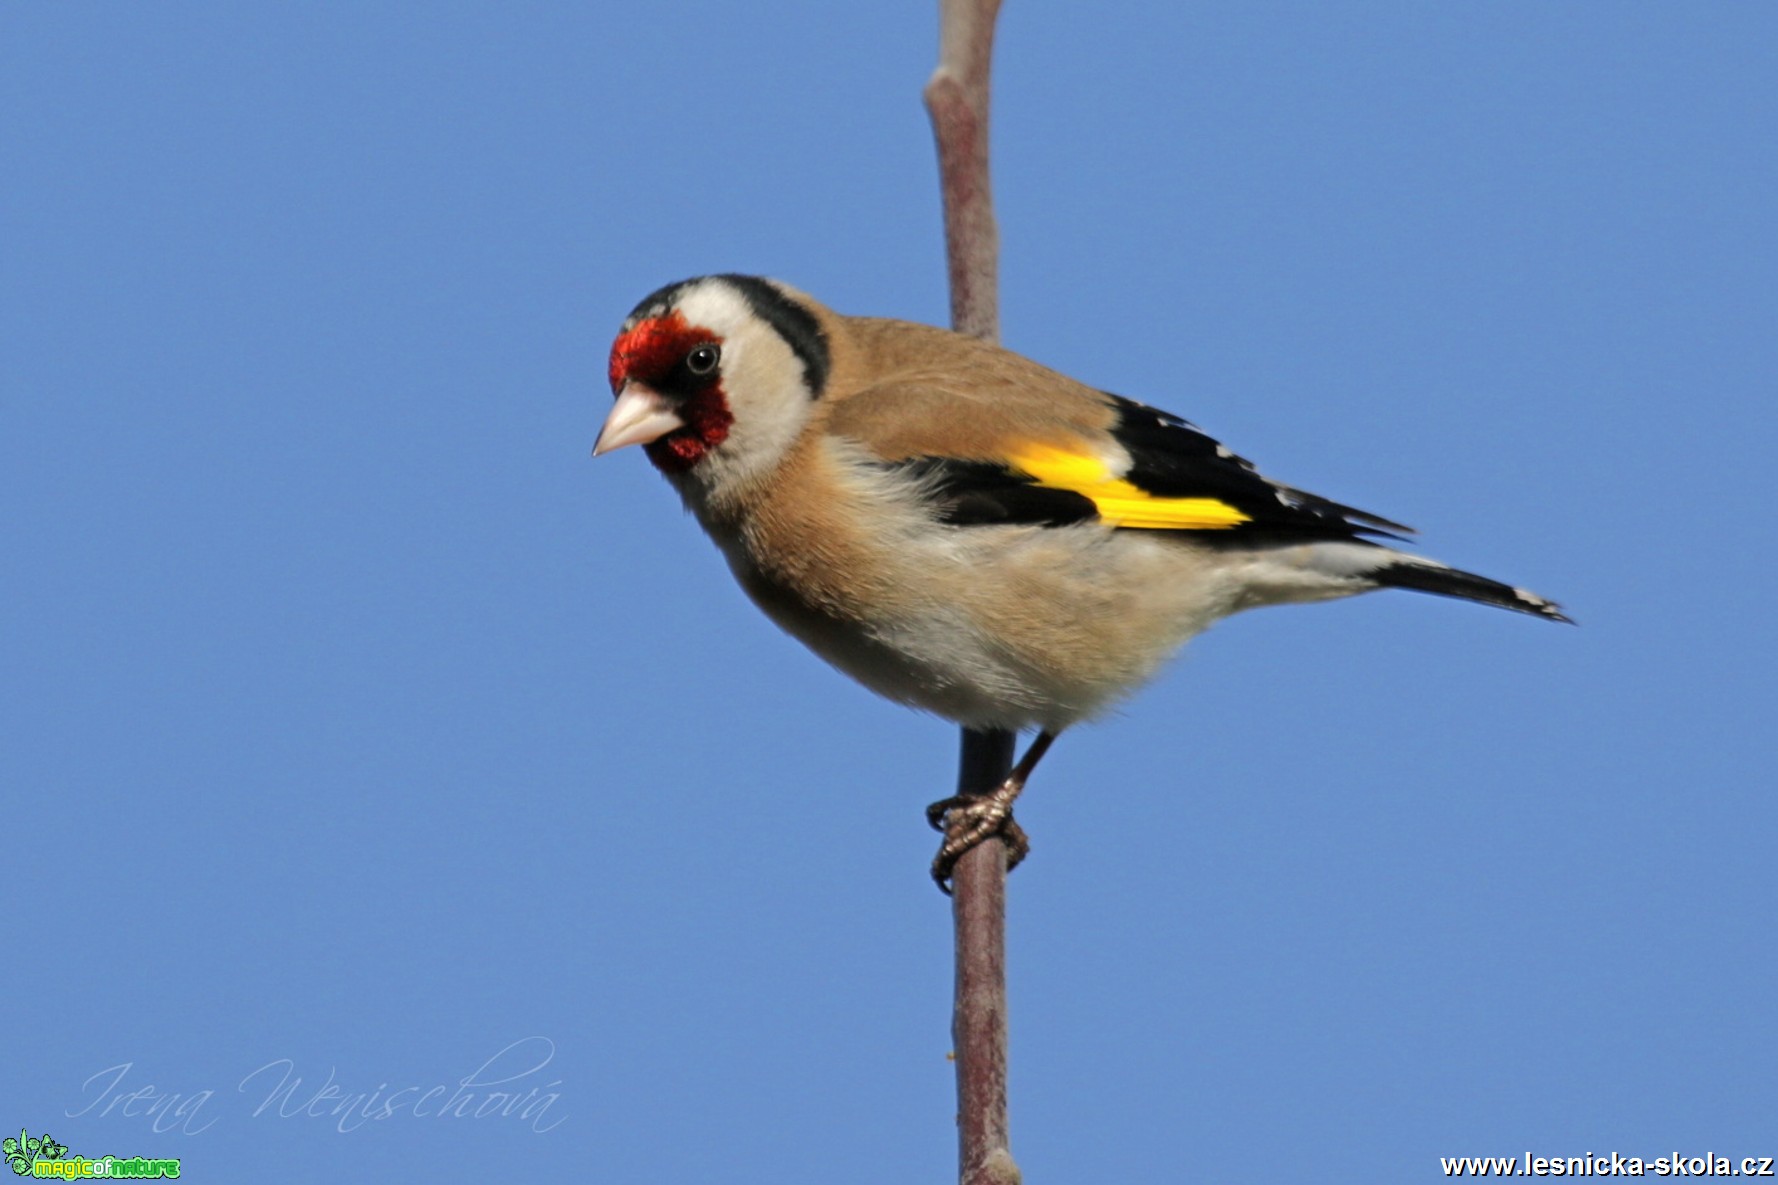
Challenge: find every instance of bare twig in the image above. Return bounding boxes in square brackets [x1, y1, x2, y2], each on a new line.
[925, 3, 1021, 1183]
[926, 0, 1003, 344]
[949, 728, 1019, 1185]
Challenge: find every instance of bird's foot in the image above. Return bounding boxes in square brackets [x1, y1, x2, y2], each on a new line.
[926, 782, 1029, 894]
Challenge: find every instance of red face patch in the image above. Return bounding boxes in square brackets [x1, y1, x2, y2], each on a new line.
[608, 311, 732, 474]
[609, 310, 705, 392]
[643, 396, 733, 473]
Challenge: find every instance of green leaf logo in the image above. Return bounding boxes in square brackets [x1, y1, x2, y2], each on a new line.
[4, 1129, 67, 1175]
[5, 1127, 28, 1176]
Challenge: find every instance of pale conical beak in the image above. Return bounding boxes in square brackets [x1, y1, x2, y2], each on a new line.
[593, 383, 684, 456]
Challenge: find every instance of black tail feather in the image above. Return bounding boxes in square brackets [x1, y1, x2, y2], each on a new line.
[1372, 560, 1573, 623]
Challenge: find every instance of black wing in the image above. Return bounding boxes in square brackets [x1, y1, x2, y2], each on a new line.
[1105, 395, 1413, 543]
[883, 393, 1412, 544]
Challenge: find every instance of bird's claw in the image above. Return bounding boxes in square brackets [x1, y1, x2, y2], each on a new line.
[927, 790, 1029, 894]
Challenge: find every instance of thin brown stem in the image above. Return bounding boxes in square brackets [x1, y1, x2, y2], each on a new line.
[926, 1, 1019, 1182]
[951, 727, 1020, 1185]
[925, 0, 1003, 344]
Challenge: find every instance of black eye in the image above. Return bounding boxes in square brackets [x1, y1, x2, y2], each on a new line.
[685, 343, 721, 376]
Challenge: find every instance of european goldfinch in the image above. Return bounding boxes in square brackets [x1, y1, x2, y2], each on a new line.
[595, 274, 1568, 888]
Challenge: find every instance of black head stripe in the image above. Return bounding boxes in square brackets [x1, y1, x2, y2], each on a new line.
[716, 274, 831, 398]
[623, 275, 832, 397]
[625, 277, 698, 326]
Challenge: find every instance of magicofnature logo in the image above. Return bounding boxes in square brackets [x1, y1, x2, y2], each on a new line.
[4, 1128, 178, 1179]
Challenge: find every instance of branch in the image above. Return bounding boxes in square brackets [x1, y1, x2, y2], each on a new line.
[925, 4, 1020, 1184]
[949, 728, 1019, 1185]
[926, 0, 1003, 344]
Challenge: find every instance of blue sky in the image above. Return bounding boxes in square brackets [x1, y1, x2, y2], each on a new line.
[4, 3, 1774, 1181]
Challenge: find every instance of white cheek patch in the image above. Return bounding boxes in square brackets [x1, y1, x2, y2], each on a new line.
[668, 280, 817, 491]
[727, 328, 811, 422]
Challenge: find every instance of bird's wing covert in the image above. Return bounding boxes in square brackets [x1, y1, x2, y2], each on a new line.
[872, 393, 1413, 542]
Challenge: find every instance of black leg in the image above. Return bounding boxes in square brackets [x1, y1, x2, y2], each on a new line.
[927, 730, 1057, 892]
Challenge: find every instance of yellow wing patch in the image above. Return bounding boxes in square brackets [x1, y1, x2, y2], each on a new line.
[1007, 441, 1251, 531]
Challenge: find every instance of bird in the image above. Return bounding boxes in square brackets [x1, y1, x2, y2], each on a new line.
[594, 274, 1569, 890]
